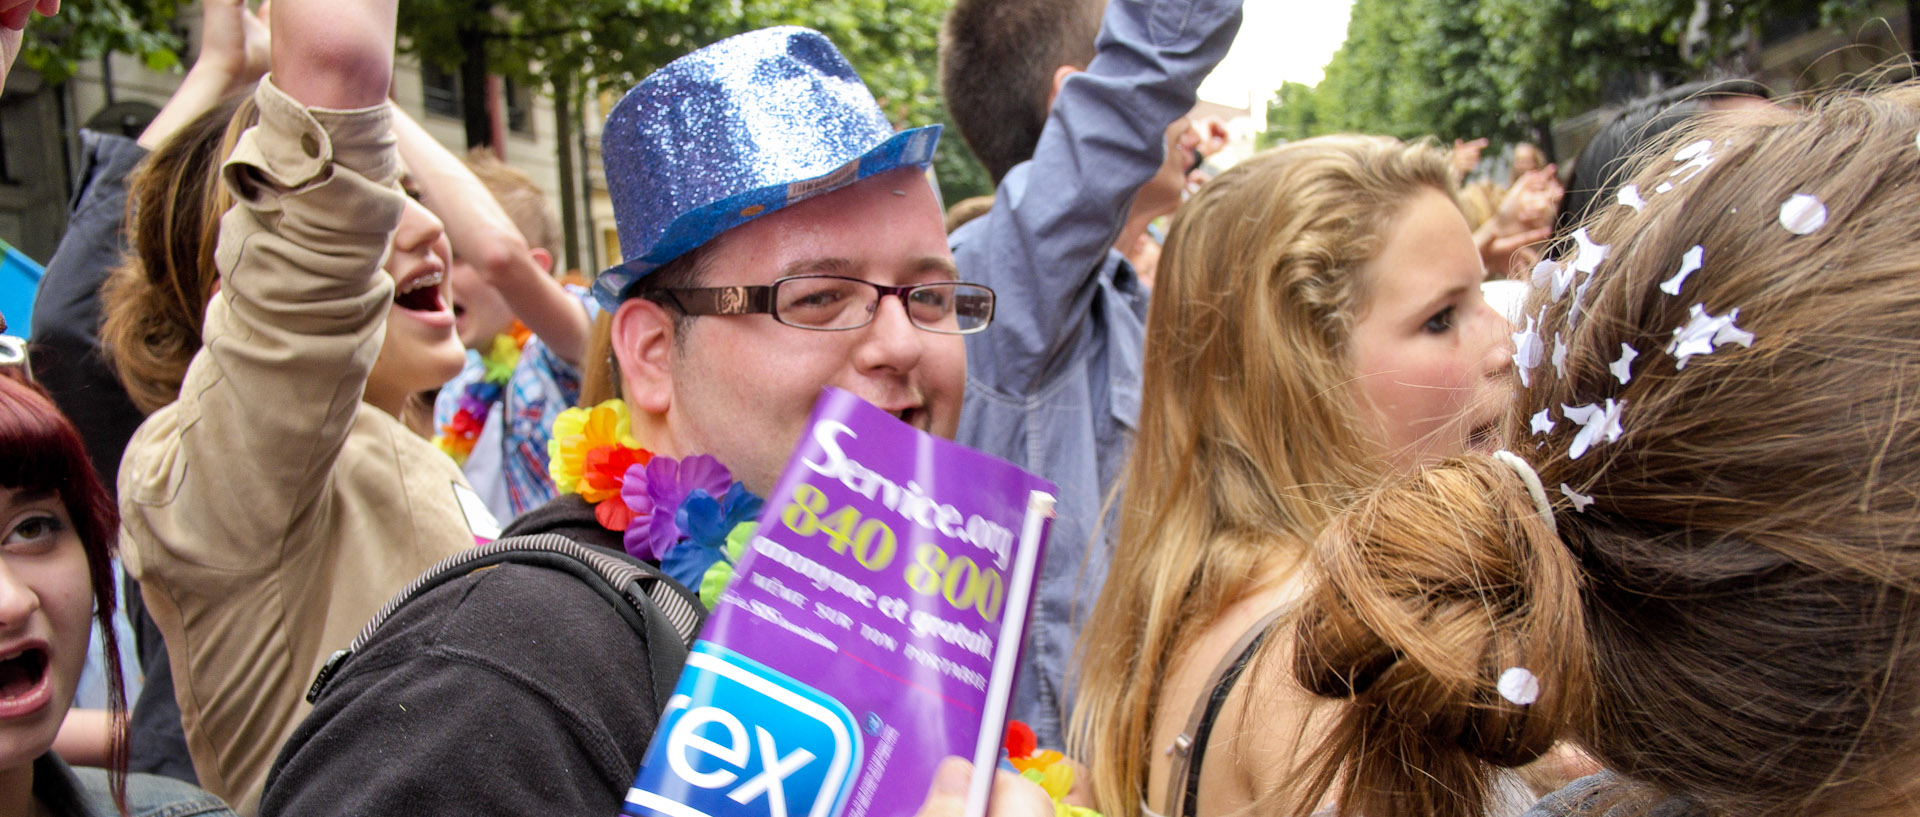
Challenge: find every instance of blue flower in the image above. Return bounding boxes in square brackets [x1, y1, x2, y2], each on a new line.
[660, 536, 726, 593]
[659, 482, 764, 592]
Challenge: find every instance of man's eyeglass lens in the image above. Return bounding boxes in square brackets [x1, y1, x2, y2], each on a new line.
[774, 276, 993, 334]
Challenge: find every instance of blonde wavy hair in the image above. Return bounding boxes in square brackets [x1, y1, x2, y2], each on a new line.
[1070, 134, 1455, 816]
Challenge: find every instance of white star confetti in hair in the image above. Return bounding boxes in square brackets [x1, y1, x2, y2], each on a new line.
[1667, 304, 1755, 369]
[1571, 227, 1610, 274]
[1498, 667, 1541, 706]
[1610, 343, 1639, 385]
[1568, 269, 1597, 329]
[1655, 181, 1675, 194]
[1562, 399, 1625, 460]
[1658, 245, 1705, 296]
[1669, 139, 1715, 184]
[1778, 193, 1827, 235]
[1551, 263, 1578, 301]
[1512, 312, 1545, 387]
[1552, 332, 1568, 379]
[1560, 484, 1595, 512]
[1531, 409, 1556, 436]
[1617, 184, 1647, 211]
[1530, 259, 1560, 291]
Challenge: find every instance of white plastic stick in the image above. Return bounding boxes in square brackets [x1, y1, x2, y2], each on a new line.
[964, 490, 1056, 817]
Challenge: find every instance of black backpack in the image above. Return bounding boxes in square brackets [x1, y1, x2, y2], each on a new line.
[305, 532, 705, 709]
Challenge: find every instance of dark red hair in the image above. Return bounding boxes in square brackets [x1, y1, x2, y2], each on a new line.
[0, 375, 128, 812]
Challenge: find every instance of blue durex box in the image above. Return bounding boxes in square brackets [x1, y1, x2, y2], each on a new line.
[627, 642, 862, 817]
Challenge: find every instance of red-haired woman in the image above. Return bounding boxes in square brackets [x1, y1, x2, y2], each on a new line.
[0, 375, 232, 815]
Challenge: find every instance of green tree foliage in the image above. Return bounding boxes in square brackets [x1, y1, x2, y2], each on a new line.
[21, 0, 184, 85]
[1276, 0, 1886, 150]
[398, 0, 989, 202]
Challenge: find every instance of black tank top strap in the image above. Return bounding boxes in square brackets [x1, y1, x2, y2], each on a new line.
[1161, 605, 1290, 817]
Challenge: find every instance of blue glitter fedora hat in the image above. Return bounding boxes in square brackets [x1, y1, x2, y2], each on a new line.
[593, 25, 942, 311]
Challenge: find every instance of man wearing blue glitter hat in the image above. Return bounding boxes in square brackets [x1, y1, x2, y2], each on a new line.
[260, 27, 996, 815]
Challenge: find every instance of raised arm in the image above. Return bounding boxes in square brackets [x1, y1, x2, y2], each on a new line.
[269, 0, 392, 108]
[137, 0, 269, 149]
[122, 0, 404, 562]
[960, 0, 1241, 393]
[392, 108, 589, 363]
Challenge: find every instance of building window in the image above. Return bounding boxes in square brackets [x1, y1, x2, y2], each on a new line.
[504, 79, 533, 136]
[423, 61, 461, 119]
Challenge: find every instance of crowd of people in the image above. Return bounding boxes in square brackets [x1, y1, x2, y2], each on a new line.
[7, 0, 1920, 815]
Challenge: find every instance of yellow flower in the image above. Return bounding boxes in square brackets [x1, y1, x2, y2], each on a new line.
[548, 399, 642, 494]
[482, 333, 524, 382]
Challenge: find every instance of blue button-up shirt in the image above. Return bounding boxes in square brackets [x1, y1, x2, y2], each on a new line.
[951, 0, 1242, 749]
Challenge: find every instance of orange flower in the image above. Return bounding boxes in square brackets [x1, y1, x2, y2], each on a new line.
[594, 496, 636, 531]
[580, 444, 650, 504]
[548, 399, 644, 495]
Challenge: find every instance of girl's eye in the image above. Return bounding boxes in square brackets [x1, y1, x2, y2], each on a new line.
[4, 512, 66, 552]
[1423, 306, 1456, 334]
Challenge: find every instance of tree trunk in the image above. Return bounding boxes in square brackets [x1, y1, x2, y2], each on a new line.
[457, 24, 492, 150]
[1909, 0, 1918, 57]
[552, 72, 583, 276]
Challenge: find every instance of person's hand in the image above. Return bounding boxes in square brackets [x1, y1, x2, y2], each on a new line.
[1498, 165, 1563, 234]
[1451, 137, 1489, 182]
[136, 0, 273, 148]
[1477, 165, 1562, 277]
[198, 0, 270, 88]
[1192, 117, 1229, 159]
[914, 758, 1056, 817]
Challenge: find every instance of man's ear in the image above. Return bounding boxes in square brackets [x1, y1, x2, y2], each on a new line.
[530, 246, 555, 276]
[1046, 64, 1082, 111]
[609, 296, 677, 415]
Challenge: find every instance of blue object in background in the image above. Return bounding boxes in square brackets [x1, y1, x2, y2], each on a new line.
[0, 240, 44, 337]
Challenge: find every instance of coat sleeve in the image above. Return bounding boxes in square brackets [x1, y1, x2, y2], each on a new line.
[119, 75, 403, 572]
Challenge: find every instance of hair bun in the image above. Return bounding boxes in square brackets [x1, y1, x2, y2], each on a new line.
[1294, 458, 1591, 773]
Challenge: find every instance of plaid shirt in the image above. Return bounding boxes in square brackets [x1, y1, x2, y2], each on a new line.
[433, 294, 591, 523]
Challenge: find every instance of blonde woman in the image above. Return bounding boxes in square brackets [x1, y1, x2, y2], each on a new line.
[1072, 135, 1514, 817]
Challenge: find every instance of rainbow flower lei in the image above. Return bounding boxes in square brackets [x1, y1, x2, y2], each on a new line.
[547, 398, 763, 604]
[1005, 720, 1101, 817]
[434, 321, 532, 464]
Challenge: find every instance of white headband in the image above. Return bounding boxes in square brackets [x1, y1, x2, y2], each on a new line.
[1491, 450, 1556, 534]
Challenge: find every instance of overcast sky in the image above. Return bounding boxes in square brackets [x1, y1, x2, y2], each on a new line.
[1197, 0, 1356, 110]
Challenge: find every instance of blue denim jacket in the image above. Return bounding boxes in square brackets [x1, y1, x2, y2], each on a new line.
[36, 753, 234, 817]
[951, 0, 1242, 749]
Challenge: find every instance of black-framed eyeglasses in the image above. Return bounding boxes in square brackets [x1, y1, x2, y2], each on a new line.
[643, 274, 995, 335]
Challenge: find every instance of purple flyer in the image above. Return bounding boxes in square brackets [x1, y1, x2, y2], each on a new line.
[623, 387, 1058, 817]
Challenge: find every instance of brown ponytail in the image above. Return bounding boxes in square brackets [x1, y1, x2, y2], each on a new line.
[100, 90, 255, 414]
[1291, 457, 1588, 817]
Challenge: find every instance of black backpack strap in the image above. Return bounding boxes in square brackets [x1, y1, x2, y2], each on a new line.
[307, 533, 704, 705]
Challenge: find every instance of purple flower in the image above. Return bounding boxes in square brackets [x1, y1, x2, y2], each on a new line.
[621, 454, 732, 561]
[456, 391, 491, 417]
